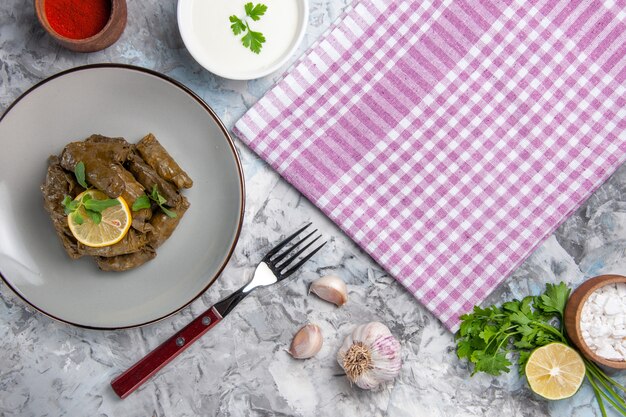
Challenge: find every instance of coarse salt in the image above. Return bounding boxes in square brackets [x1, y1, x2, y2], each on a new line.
[580, 282, 626, 362]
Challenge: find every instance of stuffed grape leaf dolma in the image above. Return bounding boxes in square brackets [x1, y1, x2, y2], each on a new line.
[61, 151, 125, 198]
[136, 133, 193, 189]
[42, 133, 192, 272]
[41, 156, 82, 259]
[148, 196, 191, 249]
[61, 134, 132, 166]
[84, 134, 132, 161]
[126, 153, 181, 206]
[60, 135, 132, 198]
[95, 247, 157, 272]
[108, 164, 153, 232]
[77, 229, 148, 257]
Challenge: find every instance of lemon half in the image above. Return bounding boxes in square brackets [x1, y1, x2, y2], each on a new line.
[525, 342, 585, 400]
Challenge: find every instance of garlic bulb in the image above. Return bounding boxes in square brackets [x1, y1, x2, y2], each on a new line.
[289, 324, 323, 359]
[309, 275, 348, 306]
[337, 322, 401, 389]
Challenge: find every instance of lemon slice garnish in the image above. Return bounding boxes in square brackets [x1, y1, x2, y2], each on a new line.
[67, 190, 132, 248]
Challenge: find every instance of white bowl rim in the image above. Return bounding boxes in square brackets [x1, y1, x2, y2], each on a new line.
[177, 0, 309, 80]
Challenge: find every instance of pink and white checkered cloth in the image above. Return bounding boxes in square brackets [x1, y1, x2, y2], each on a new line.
[234, 0, 626, 331]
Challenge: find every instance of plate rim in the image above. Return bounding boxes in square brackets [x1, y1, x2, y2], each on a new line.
[0, 63, 246, 330]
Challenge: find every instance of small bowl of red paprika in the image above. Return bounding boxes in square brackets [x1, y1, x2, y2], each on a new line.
[35, 0, 127, 53]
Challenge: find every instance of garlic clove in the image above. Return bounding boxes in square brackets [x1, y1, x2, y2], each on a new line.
[337, 321, 401, 390]
[309, 275, 348, 306]
[288, 323, 323, 359]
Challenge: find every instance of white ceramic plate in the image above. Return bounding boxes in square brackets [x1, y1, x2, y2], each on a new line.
[0, 64, 244, 329]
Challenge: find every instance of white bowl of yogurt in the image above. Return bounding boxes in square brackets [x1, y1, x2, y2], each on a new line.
[178, 0, 308, 80]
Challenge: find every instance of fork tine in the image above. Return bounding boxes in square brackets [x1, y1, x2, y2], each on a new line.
[275, 235, 321, 271]
[264, 222, 311, 259]
[271, 229, 317, 264]
[279, 240, 327, 279]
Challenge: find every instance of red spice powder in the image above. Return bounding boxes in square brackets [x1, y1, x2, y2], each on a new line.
[45, 0, 112, 40]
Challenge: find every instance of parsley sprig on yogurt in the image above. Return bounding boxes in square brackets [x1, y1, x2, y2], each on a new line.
[229, 2, 267, 54]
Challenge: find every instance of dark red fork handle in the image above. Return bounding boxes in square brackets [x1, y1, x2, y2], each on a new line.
[111, 306, 223, 399]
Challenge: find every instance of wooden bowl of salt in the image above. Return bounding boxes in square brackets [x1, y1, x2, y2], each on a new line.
[564, 274, 626, 369]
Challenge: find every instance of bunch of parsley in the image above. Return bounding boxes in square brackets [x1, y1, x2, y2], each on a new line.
[456, 282, 626, 416]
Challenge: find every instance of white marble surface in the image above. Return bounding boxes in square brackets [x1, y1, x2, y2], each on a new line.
[1, 1, 625, 416]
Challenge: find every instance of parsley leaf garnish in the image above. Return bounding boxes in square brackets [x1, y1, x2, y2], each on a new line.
[74, 161, 88, 189]
[229, 15, 246, 35]
[62, 192, 120, 226]
[132, 185, 177, 218]
[241, 26, 266, 54]
[245, 2, 267, 21]
[132, 195, 151, 211]
[229, 3, 267, 54]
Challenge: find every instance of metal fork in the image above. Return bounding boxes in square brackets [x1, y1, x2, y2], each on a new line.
[111, 223, 326, 399]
